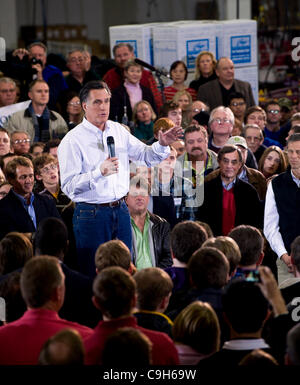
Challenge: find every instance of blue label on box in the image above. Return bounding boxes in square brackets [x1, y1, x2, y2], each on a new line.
[230, 35, 251, 64]
[149, 38, 153, 66]
[115, 40, 138, 57]
[186, 39, 209, 69]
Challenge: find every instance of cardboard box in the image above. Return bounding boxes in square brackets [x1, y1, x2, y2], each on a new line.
[217, 20, 257, 67]
[153, 21, 219, 72]
[109, 24, 160, 65]
[234, 65, 259, 105]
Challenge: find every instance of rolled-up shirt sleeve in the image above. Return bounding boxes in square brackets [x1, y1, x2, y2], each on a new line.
[58, 134, 105, 200]
[264, 181, 287, 258]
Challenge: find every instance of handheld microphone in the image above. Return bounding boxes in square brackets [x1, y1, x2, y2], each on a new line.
[134, 58, 169, 77]
[107, 136, 115, 158]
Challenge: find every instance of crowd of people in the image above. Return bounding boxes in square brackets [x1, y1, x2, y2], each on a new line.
[0, 40, 299, 367]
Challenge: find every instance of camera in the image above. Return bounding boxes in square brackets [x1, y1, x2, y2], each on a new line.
[243, 269, 260, 283]
[29, 57, 43, 66]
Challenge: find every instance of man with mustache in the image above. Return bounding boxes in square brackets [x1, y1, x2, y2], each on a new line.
[176, 124, 218, 189]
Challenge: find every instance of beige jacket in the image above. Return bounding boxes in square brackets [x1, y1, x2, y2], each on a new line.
[5, 107, 68, 143]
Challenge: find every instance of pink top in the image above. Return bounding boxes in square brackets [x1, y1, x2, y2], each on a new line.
[175, 343, 205, 365]
[124, 80, 142, 109]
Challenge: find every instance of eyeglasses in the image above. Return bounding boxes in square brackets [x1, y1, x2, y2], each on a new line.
[68, 101, 81, 106]
[267, 109, 280, 114]
[192, 108, 206, 113]
[0, 89, 15, 93]
[69, 58, 84, 63]
[231, 102, 245, 107]
[212, 118, 232, 125]
[40, 163, 58, 174]
[245, 136, 261, 143]
[13, 139, 30, 145]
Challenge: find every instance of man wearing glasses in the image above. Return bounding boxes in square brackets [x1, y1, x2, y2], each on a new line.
[208, 106, 258, 168]
[264, 100, 286, 146]
[4, 79, 68, 143]
[65, 50, 99, 94]
[33, 153, 70, 214]
[10, 131, 31, 155]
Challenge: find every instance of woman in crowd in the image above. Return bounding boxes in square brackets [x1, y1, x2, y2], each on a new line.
[164, 60, 196, 102]
[64, 92, 84, 130]
[132, 100, 157, 142]
[173, 301, 220, 365]
[109, 60, 156, 125]
[258, 146, 287, 181]
[172, 90, 193, 129]
[189, 51, 217, 92]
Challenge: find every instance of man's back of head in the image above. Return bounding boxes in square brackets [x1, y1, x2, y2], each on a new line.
[34, 217, 68, 261]
[222, 279, 269, 335]
[38, 328, 84, 365]
[133, 267, 173, 311]
[20, 255, 64, 310]
[188, 246, 229, 290]
[92, 266, 136, 319]
[228, 225, 263, 268]
[202, 236, 241, 276]
[102, 327, 152, 366]
[95, 239, 131, 273]
[286, 323, 300, 365]
[171, 221, 208, 264]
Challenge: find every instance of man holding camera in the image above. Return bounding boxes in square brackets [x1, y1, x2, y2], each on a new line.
[7, 42, 68, 110]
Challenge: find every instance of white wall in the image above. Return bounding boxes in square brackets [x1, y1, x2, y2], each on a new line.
[11, 0, 251, 51]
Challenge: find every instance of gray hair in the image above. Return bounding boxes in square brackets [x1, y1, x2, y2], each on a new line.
[209, 106, 235, 126]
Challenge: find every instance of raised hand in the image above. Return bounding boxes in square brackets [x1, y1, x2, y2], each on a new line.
[158, 126, 184, 147]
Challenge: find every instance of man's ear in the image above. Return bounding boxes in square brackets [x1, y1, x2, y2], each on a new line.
[92, 295, 101, 310]
[35, 174, 42, 181]
[82, 101, 88, 113]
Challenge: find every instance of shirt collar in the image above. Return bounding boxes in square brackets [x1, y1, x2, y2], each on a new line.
[291, 170, 300, 187]
[82, 117, 111, 136]
[222, 178, 236, 190]
[223, 338, 270, 350]
[13, 190, 34, 205]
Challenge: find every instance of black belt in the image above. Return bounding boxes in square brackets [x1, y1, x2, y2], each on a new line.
[98, 197, 125, 207]
[76, 197, 126, 208]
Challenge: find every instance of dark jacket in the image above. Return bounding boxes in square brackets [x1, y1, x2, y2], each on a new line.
[196, 174, 263, 236]
[109, 84, 157, 123]
[197, 78, 255, 110]
[0, 189, 60, 240]
[134, 311, 173, 337]
[272, 169, 300, 254]
[205, 166, 267, 201]
[131, 212, 172, 269]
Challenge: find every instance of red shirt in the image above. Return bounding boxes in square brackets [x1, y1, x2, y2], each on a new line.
[163, 86, 197, 102]
[0, 308, 93, 365]
[222, 186, 236, 235]
[84, 316, 179, 365]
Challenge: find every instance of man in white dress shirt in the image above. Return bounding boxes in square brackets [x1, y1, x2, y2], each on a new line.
[58, 80, 183, 277]
[264, 133, 300, 284]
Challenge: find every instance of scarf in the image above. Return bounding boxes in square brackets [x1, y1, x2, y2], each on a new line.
[28, 102, 51, 142]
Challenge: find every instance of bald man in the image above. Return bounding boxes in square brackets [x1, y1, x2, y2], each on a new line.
[197, 57, 255, 110]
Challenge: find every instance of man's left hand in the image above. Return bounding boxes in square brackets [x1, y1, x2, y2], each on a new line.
[158, 126, 184, 147]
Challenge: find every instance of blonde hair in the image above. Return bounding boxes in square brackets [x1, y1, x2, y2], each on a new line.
[194, 51, 217, 79]
[172, 90, 192, 108]
[173, 301, 220, 355]
[132, 100, 156, 124]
